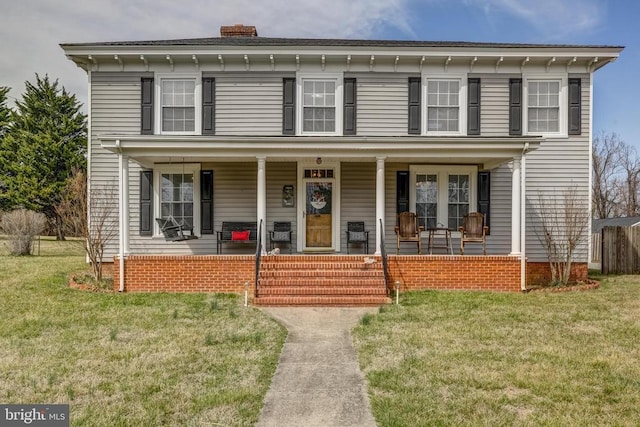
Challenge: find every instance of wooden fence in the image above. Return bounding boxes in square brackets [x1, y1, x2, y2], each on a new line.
[601, 226, 640, 274]
[590, 232, 601, 264]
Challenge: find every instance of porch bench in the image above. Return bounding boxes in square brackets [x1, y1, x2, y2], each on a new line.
[216, 221, 258, 254]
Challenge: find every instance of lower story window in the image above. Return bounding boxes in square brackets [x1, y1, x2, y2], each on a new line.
[410, 165, 476, 231]
[155, 164, 200, 235]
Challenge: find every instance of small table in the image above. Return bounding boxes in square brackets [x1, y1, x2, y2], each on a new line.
[427, 227, 453, 254]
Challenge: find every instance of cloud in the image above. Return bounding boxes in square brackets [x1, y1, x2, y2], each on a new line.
[464, 0, 605, 39]
[0, 0, 414, 108]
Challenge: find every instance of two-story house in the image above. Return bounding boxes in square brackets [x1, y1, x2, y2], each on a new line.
[61, 25, 622, 304]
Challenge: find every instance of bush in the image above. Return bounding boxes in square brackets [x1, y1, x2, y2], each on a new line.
[0, 208, 47, 255]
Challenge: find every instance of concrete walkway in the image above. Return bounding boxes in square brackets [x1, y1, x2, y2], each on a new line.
[257, 307, 378, 427]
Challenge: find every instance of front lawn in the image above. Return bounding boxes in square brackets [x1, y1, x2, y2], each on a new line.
[353, 277, 640, 426]
[0, 237, 286, 426]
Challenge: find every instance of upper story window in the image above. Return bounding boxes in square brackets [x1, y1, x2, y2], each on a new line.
[297, 74, 343, 136]
[523, 75, 567, 137]
[156, 74, 201, 135]
[423, 75, 467, 136]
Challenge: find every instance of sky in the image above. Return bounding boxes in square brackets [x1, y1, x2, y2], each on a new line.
[0, 0, 636, 145]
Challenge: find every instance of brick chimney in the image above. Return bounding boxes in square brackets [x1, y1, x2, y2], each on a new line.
[220, 24, 258, 37]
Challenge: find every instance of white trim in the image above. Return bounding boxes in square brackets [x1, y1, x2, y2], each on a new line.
[409, 165, 478, 234]
[296, 73, 343, 136]
[154, 73, 202, 136]
[422, 74, 467, 136]
[522, 74, 568, 137]
[588, 73, 594, 265]
[153, 163, 201, 237]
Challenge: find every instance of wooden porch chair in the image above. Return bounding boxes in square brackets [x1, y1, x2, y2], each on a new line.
[394, 212, 424, 254]
[458, 212, 488, 255]
[156, 217, 198, 242]
[346, 221, 369, 254]
[269, 221, 292, 253]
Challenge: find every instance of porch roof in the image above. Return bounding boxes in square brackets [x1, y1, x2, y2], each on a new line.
[100, 135, 541, 169]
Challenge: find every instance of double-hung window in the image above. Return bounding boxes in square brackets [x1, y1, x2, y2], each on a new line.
[154, 164, 201, 235]
[523, 75, 567, 136]
[410, 165, 477, 231]
[156, 74, 201, 135]
[424, 76, 466, 135]
[297, 74, 342, 135]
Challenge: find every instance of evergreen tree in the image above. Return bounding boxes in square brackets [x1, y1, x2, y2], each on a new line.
[0, 86, 12, 211]
[0, 75, 87, 239]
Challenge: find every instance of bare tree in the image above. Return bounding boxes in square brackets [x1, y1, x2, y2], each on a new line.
[533, 185, 590, 286]
[56, 170, 117, 280]
[592, 131, 624, 219]
[617, 141, 640, 217]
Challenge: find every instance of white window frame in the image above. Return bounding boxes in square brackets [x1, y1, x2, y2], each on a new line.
[155, 73, 202, 135]
[422, 74, 467, 136]
[523, 74, 567, 137]
[154, 163, 201, 237]
[409, 165, 477, 234]
[296, 73, 343, 136]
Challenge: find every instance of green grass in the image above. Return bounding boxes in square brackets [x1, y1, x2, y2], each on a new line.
[353, 277, 640, 426]
[0, 236, 286, 426]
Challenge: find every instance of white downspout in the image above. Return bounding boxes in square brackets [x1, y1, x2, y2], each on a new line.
[520, 142, 529, 292]
[117, 140, 125, 292]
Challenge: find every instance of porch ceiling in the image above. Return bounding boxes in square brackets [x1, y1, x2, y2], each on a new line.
[100, 135, 542, 169]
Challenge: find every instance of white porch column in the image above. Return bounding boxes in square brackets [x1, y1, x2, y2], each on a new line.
[117, 147, 129, 292]
[510, 157, 522, 256]
[257, 156, 267, 254]
[375, 157, 386, 255]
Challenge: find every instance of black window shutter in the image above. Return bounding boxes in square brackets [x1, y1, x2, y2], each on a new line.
[141, 78, 154, 135]
[477, 171, 490, 233]
[200, 170, 214, 234]
[467, 78, 481, 135]
[397, 171, 410, 214]
[408, 77, 421, 135]
[509, 78, 522, 136]
[202, 77, 215, 135]
[283, 78, 296, 135]
[568, 78, 581, 135]
[343, 78, 357, 135]
[140, 171, 153, 236]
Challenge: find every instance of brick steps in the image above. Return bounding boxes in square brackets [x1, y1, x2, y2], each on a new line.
[254, 255, 390, 306]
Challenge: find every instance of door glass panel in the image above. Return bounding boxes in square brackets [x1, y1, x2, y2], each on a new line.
[416, 174, 437, 229]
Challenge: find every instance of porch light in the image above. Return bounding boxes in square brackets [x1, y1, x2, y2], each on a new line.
[316, 157, 322, 165]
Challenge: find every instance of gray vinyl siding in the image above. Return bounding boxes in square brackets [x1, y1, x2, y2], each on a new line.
[214, 74, 284, 135]
[341, 163, 377, 253]
[91, 73, 145, 259]
[355, 74, 408, 136]
[266, 163, 298, 252]
[523, 74, 591, 262]
[479, 76, 510, 136]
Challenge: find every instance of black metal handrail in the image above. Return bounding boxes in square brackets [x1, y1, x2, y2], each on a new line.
[379, 218, 390, 291]
[255, 219, 263, 298]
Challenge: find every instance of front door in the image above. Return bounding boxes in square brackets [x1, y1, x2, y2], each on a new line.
[305, 181, 333, 249]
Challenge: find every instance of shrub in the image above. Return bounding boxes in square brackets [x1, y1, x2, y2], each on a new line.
[0, 208, 47, 255]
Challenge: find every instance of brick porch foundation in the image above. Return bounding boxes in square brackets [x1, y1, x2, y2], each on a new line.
[111, 255, 590, 294]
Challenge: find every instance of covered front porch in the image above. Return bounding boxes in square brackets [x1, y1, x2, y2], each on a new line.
[102, 135, 541, 296]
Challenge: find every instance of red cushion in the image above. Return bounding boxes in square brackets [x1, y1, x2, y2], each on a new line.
[231, 230, 250, 241]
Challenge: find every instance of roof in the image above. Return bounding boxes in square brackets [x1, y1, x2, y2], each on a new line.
[60, 36, 624, 50]
[592, 217, 640, 234]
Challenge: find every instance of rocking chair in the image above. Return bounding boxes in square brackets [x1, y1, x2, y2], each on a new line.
[458, 212, 488, 255]
[394, 212, 424, 254]
[156, 217, 198, 242]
